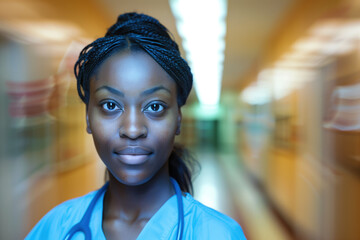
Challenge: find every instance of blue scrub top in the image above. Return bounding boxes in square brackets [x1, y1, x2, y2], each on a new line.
[26, 184, 247, 239]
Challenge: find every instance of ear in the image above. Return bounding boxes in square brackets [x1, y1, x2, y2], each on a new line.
[86, 109, 92, 134]
[176, 108, 182, 135]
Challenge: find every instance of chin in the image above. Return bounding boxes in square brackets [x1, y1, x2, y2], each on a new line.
[111, 170, 152, 187]
[107, 161, 169, 187]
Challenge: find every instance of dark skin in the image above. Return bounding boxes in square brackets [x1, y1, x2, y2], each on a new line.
[102, 173, 174, 239]
[86, 49, 181, 239]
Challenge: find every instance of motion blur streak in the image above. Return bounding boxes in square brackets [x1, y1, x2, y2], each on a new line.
[1, 0, 360, 240]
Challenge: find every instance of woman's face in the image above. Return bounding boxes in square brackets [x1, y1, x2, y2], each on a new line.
[87, 50, 181, 186]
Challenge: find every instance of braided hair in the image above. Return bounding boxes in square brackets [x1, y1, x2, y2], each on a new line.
[74, 12, 196, 193]
[74, 12, 192, 107]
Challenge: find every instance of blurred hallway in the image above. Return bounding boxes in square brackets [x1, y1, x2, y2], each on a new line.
[1, 0, 360, 239]
[192, 148, 294, 240]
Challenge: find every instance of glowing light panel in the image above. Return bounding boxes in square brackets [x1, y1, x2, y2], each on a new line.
[169, 0, 227, 106]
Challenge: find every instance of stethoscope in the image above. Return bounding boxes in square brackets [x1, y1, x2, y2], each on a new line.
[64, 178, 184, 240]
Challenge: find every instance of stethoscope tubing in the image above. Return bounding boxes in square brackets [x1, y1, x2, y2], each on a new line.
[64, 179, 184, 240]
[64, 182, 109, 240]
[171, 178, 184, 240]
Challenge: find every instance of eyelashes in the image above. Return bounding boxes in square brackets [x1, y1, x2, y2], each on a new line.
[99, 100, 167, 115]
[144, 103, 165, 113]
[101, 101, 122, 112]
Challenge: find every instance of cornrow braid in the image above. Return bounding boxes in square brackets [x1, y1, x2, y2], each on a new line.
[74, 12, 196, 193]
[74, 36, 129, 103]
[131, 36, 192, 106]
[106, 12, 178, 49]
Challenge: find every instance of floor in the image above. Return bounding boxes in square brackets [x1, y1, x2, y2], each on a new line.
[192, 148, 293, 240]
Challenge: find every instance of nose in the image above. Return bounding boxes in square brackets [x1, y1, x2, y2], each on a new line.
[119, 108, 147, 139]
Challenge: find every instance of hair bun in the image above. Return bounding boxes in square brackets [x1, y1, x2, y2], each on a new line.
[105, 12, 171, 43]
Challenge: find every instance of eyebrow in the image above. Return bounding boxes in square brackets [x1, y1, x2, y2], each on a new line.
[141, 86, 171, 96]
[95, 86, 125, 97]
[95, 85, 171, 97]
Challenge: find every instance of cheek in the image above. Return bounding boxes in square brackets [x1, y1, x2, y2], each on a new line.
[88, 111, 116, 151]
[152, 117, 178, 144]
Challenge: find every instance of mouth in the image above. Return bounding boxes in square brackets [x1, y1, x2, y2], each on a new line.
[113, 146, 152, 165]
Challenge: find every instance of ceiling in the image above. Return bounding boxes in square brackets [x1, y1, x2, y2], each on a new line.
[97, 0, 296, 91]
[0, 0, 297, 92]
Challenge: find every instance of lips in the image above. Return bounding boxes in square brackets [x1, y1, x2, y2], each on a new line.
[114, 146, 152, 165]
[115, 146, 152, 155]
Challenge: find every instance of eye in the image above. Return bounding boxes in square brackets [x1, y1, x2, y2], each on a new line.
[101, 101, 121, 112]
[144, 103, 165, 113]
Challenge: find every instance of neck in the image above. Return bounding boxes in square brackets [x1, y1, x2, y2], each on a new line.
[103, 167, 175, 222]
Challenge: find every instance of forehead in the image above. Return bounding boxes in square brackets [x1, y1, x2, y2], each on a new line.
[92, 50, 177, 94]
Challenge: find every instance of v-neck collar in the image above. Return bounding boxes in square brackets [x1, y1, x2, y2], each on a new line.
[92, 187, 179, 240]
[136, 194, 178, 239]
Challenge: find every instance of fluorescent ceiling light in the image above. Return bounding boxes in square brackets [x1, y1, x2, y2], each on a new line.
[292, 37, 325, 53]
[308, 20, 342, 38]
[241, 83, 272, 105]
[295, 20, 360, 56]
[242, 67, 317, 103]
[169, 0, 227, 106]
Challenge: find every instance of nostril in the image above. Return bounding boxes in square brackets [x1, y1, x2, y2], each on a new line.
[119, 110, 147, 139]
[119, 126, 147, 139]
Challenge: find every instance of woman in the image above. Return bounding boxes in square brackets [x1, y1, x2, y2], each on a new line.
[26, 12, 246, 239]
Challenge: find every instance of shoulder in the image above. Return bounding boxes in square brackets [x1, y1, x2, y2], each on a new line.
[183, 194, 247, 240]
[50, 190, 98, 216]
[25, 190, 98, 239]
